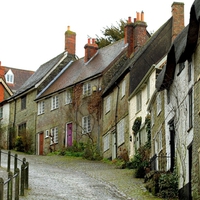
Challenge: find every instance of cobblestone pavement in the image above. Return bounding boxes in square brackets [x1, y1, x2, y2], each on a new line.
[0, 151, 162, 200]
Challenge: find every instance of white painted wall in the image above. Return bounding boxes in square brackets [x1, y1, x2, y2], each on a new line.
[164, 58, 194, 189]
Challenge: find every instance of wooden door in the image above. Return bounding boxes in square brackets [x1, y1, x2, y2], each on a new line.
[66, 123, 72, 147]
[39, 132, 44, 155]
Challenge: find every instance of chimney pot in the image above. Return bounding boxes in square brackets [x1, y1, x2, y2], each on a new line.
[88, 38, 91, 44]
[92, 38, 95, 44]
[128, 17, 132, 23]
[141, 11, 144, 21]
[67, 26, 70, 31]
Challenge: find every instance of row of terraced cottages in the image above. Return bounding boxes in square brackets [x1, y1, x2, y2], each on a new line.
[0, 1, 200, 199]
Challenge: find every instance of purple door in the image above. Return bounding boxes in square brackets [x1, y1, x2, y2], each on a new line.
[66, 123, 72, 147]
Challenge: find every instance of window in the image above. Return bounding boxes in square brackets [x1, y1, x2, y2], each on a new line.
[38, 101, 45, 115]
[105, 96, 111, 113]
[117, 118, 125, 146]
[82, 116, 91, 134]
[121, 80, 126, 98]
[156, 93, 161, 115]
[151, 110, 154, 127]
[136, 92, 142, 112]
[167, 89, 170, 104]
[103, 133, 110, 152]
[188, 58, 192, 82]
[66, 90, 72, 104]
[18, 123, 26, 136]
[5, 69, 14, 84]
[50, 127, 58, 144]
[45, 130, 49, 138]
[155, 130, 162, 154]
[188, 89, 193, 129]
[0, 107, 3, 119]
[51, 96, 58, 110]
[83, 82, 91, 96]
[21, 95, 26, 110]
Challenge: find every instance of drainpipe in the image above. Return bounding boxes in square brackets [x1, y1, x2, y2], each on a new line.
[115, 83, 120, 158]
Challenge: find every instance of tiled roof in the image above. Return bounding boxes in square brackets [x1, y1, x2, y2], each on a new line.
[36, 39, 128, 100]
[156, 0, 199, 91]
[10, 52, 76, 99]
[3, 66, 34, 92]
[102, 17, 173, 96]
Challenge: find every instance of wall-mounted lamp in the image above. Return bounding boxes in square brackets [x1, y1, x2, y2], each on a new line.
[92, 86, 97, 92]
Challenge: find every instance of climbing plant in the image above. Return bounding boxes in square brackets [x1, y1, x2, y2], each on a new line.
[132, 116, 142, 135]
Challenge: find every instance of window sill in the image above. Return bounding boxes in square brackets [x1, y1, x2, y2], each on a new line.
[51, 107, 59, 111]
[38, 113, 44, 116]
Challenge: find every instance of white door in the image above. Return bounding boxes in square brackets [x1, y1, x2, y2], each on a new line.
[112, 131, 116, 160]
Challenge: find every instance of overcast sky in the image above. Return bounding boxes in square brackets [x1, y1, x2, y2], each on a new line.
[0, 0, 193, 71]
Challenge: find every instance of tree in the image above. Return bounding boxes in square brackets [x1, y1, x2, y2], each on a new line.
[95, 19, 126, 48]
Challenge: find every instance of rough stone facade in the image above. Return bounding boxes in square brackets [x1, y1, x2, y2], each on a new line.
[9, 90, 37, 153]
[102, 73, 130, 160]
[149, 90, 166, 171]
[192, 32, 200, 199]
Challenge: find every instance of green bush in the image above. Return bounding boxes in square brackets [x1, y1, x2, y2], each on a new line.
[82, 140, 102, 161]
[158, 170, 178, 199]
[15, 136, 24, 152]
[131, 146, 150, 178]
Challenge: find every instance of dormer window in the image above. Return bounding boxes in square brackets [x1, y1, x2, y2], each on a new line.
[5, 69, 14, 84]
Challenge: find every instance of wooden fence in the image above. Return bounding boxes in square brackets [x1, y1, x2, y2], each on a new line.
[0, 150, 29, 200]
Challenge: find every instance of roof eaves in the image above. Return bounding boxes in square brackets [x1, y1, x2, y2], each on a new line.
[36, 60, 73, 100]
[35, 52, 69, 89]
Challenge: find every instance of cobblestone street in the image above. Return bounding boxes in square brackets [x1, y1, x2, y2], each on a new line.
[0, 151, 162, 200]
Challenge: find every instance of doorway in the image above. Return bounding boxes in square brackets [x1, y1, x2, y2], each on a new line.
[66, 123, 73, 147]
[39, 132, 44, 155]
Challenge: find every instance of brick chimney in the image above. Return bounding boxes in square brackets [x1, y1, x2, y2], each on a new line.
[124, 12, 148, 57]
[124, 17, 134, 57]
[65, 26, 76, 55]
[84, 38, 98, 63]
[134, 11, 147, 52]
[171, 2, 184, 41]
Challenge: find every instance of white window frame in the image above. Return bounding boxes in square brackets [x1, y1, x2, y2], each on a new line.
[82, 116, 91, 134]
[156, 93, 161, 115]
[83, 82, 91, 96]
[51, 96, 59, 110]
[45, 130, 49, 138]
[103, 133, 110, 152]
[136, 92, 142, 112]
[121, 80, 126, 98]
[151, 110, 154, 127]
[5, 69, 14, 84]
[66, 90, 72, 104]
[117, 118, 125, 146]
[38, 101, 45, 115]
[50, 127, 58, 144]
[188, 89, 193, 129]
[105, 96, 111, 114]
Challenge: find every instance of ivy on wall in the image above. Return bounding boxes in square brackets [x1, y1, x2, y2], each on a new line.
[132, 116, 142, 135]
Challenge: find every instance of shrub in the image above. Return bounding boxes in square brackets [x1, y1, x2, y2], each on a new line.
[130, 146, 150, 178]
[82, 140, 102, 161]
[158, 170, 178, 199]
[144, 169, 178, 199]
[15, 136, 24, 152]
